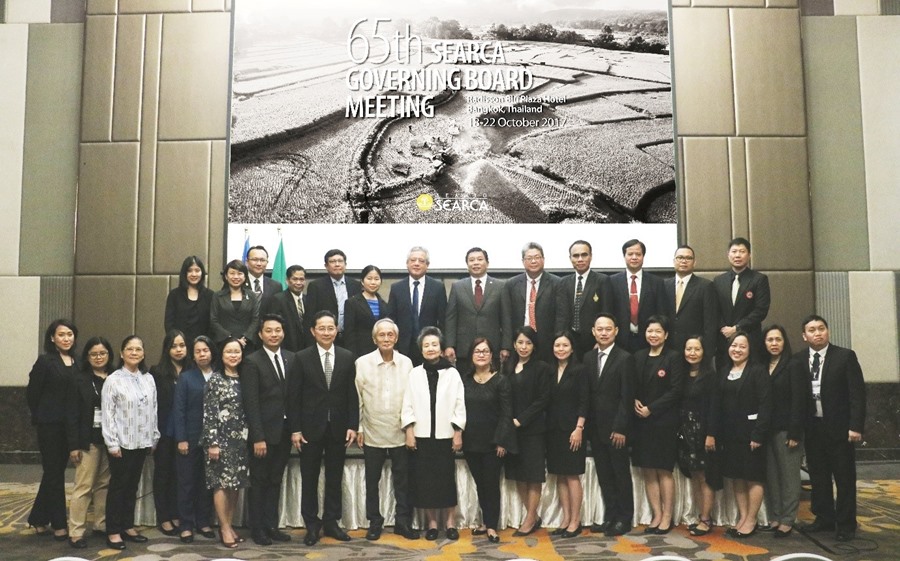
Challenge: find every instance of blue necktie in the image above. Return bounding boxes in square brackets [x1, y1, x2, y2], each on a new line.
[412, 280, 421, 336]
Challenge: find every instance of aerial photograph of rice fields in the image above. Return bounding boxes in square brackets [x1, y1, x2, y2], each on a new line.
[228, 0, 675, 225]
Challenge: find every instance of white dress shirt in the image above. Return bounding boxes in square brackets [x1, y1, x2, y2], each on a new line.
[355, 349, 414, 448]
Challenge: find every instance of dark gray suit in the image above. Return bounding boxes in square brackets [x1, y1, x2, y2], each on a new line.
[445, 275, 511, 362]
[664, 274, 719, 358]
[559, 270, 614, 357]
[503, 272, 565, 363]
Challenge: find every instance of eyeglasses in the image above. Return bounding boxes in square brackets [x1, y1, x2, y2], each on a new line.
[89, 351, 109, 359]
[523, 255, 543, 262]
[674, 256, 694, 261]
[247, 257, 268, 263]
[472, 349, 492, 355]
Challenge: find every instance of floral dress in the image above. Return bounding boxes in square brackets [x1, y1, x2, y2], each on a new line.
[201, 372, 249, 490]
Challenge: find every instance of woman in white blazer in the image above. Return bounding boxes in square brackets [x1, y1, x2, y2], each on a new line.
[402, 326, 466, 541]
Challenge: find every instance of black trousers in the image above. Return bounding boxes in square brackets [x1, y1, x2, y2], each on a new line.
[106, 448, 147, 535]
[806, 420, 857, 533]
[589, 434, 633, 525]
[300, 425, 347, 528]
[28, 422, 69, 529]
[153, 436, 178, 524]
[363, 445, 411, 527]
[464, 450, 503, 530]
[175, 446, 212, 532]
[248, 430, 292, 531]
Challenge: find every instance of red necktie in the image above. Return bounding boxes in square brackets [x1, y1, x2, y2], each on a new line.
[528, 280, 537, 330]
[629, 275, 639, 326]
[474, 279, 483, 309]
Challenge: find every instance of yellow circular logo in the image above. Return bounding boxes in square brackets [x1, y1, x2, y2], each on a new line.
[416, 194, 434, 211]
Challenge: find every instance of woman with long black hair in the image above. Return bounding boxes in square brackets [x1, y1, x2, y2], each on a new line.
[165, 256, 214, 344]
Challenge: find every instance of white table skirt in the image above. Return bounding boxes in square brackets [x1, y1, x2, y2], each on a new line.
[134, 456, 766, 529]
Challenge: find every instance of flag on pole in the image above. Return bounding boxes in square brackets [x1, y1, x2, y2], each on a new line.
[242, 229, 250, 262]
[272, 231, 286, 289]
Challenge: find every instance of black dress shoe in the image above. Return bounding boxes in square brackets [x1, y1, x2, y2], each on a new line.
[653, 525, 673, 535]
[180, 532, 194, 543]
[725, 527, 739, 537]
[835, 531, 855, 542]
[69, 538, 88, 548]
[323, 524, 351, 542]
[551, 527, 567, 536]
[267, 528, 291, 542]
[590, 521, 611, 533]
[394, 524, 420, 540]
[472, 527, 488, 536]
[425, 528, 439, 540]
[197, 528, 216, 539]
[774, 527, 793, 538]
[488, 533, 500, 543]
[642, 525, 659, 534]
[733, 527, 757, 539]
[802, 519, 834, 533]
[303, 526, 320, 546]
[106, 537, 126, 550]
[366, 525, 382, 541]
[158, 523, 179, 536]
[122, 532, 148, 543]
[252, 530, 272, 545]
[604, 521, 630, 537]
[446, 527, 459, 540]
[561, 525, 583, 538]
[53, 531, 70, 542]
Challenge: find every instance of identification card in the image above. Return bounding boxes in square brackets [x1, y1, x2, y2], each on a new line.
[93, 407, 102, 428]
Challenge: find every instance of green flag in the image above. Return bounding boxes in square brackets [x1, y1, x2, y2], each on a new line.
[272, 235, 286, 289]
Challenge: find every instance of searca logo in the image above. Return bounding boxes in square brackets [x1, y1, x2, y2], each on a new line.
[416, 194, 491, 212]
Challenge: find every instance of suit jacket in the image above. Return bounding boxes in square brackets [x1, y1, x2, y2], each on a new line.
[507, 359, 552, 435]
[304, 275, 362, 330]
[503, 272, 566, 362]
[386, 276, 447, 359]
[343, 292, 388, 358]
[209, 288, 261, 344]
[401, 363, 467, 439]
[633, 348, 684, 427]
[242, 347, 295, 445]
[445, 275, 510, 358]
[584, 345, 636, 438]
[263, 290, 312, 352]
[713, 268, 771, 353]
[172, 368, 209, 446]
[249, 275, 283, 298]
[150, 365, 176, 437]
[664, 274, 719, 358]
[286, 344, 359, 442]
[609, 270, 668, 352]
[26, 353, 76, 425]
[547, 362, 589, 432]
[708, 363, 772, 444]
[164, 286, 213, 344]
[66, 371, 102, 451]
[768, 355, 807, 441]
[559, 270, 614, 355]
[795, 345, 866, 440]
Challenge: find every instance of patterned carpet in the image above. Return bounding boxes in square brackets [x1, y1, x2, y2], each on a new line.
[1, 480, 895, 561]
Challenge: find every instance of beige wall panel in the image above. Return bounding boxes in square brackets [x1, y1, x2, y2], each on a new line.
[76, 143, 140, 274]
[857, 18, 900, 271]
[849, 272, 899, 383]
[80, 15, 115, 142]
[670, 8, 736, 136]
[137, 14, 163, 274]
[112, 15, 145, 141]
[766, 271, 815, 338]
[728, 138, 749, 239]
[73, 276, 137, 351]
[731, 9, 806, 136]
[802, 17, 868, 271]
[0, 25, 28, 276]
[225, 0, 232, 11]
[833, 0, 881, 14]
[209, 140, 227, 277]
[192, 0, 225, 11]
[20, 24, 83, 276]
[4, 0, 51, 22]
[119, 0, 191, 13]
[671, 0, 691, 5]
[768, 0, 799, 5]
[135, 276, 169, 361]
[746, 138, 812, 271]
[693, 0, 764, 5]
[157, 12, 230, 139]
[0, 277, 41, 386]
[681, 138, 732, 271]
[154, 142, 211, 273]
[86, 0, 117, 15]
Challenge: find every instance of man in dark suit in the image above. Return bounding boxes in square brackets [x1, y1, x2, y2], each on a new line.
[288, 311, 359, 545]
[241, 314, 295, 545]
[584, 313, 636, 537]
[246, 245, 283, 300]
[386, 246, 446, 365]
[713, 237, 770, 362]
[664, 245, 718, 357]
[263, 265, 312, 351]
[502, 241, 565, 363]
[304, 249, 361, 347]
[797, 315, 866, 542]
[444, 247, 511, 365]
[609, 239, 667, 352]
[559, 240, 614, 357]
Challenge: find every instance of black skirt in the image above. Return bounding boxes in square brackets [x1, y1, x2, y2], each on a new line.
[721, 436, 766, 483]
[505, 432, 546, 483]
[631, 417, 678, 471]
[546, 429, 586, 475]
[410, 438, 457, 508]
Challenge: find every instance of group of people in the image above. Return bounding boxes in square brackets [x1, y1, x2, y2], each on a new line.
[24, 237, 867, 550]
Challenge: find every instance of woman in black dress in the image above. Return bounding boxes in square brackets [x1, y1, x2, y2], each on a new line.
[677, 335, 720, 537]
[547, 331, 588, 538]
[26, 319, 78, 540]
[463, 337, 516, 543]
[210, 259, 260, 351]
[343, 264, 388, 357]
[165, 256, 214, 344]
[504, 326, 551, 537]
[149, 329, 189, 536]
[402, 327, 466, 541]
[762, 325, 805, 537]
[632, 316, 683, 534]
[709, 332, 772, 538]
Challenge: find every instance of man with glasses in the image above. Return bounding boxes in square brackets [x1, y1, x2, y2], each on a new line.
[664, 245, 718, 357]
[386, 246, 446, 365]
[305, 249, 361, 347]
[245, 246, 283, 300]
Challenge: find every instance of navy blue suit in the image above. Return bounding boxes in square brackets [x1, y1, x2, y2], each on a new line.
[386, 276, 446, 364]
[171, 368, 212, 532]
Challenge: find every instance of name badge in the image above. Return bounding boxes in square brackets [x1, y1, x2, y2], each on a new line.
[747, 413, 758, 420]
[93, 407, 102, 428]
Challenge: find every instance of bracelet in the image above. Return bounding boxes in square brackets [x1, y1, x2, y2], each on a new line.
[575, 426, 584, 430]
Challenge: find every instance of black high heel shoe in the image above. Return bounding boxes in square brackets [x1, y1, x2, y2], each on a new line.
[219, 529, 238, 549]
[106, 536, 126, 550]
